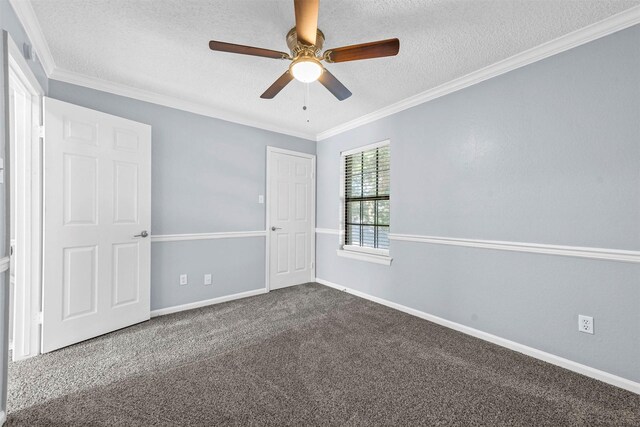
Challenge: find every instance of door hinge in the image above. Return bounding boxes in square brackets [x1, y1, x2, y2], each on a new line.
[37, 312, 43, 324]
[38, 125, 44, 138]
[310, 261, 314, 269]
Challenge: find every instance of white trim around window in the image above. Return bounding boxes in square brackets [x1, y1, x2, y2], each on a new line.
[343, 245, 389, 257]
[338, 139, 392, 266]
[340, 139, 391, 157]
[337, 246, 392, 266]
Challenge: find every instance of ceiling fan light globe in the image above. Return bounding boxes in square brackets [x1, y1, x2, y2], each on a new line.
[290, 58, 323, 83]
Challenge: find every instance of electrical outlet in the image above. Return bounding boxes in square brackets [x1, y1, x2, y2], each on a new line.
[204, 274, 212, 285]
[179, 274, 188, 286]
[578, 315, 593, 334]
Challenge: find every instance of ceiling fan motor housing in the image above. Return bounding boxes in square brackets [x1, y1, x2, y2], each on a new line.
[287, 27, 325, 58]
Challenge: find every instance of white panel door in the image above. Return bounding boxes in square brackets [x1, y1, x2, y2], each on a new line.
[42, 97, 151, 353]
[268, 149, 314, 290]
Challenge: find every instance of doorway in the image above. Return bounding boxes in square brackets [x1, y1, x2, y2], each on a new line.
[7, 37, 44, 361]
[266, 147, 316, 291]
[6, 37, 153, 359]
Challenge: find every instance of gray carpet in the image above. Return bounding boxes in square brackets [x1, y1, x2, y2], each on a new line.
[7, 283, 640, 426]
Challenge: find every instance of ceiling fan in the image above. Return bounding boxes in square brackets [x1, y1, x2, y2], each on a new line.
[208, 0, 400, 101]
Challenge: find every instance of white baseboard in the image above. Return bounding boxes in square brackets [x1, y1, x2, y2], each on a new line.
[150, 288, 267, 317]
[0, 410, 5, 426]
[315, 278, 640, 395]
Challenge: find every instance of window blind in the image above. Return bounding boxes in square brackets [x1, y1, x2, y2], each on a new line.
[344, 144, 390, 250]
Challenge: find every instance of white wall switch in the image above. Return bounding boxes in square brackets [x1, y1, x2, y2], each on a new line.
[258, 195, 264, 204]
[578, 315, 594, 334]
[179, 274, 188, 286]
[204, 274, 212, 285]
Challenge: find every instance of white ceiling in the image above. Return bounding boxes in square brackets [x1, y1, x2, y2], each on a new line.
[29, 0, 640, 137]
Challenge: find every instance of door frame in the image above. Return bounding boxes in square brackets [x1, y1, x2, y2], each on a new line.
[265, 146, 316, 292]
[7, 35, 44, 360]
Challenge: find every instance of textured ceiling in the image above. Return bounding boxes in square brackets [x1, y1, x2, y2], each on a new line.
[30, 0, 640, 137]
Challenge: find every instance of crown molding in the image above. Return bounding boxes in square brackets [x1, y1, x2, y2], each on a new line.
[8, 0, 316, 141]
[316, 5, 640, 141]
[49, 68, 317, 141]
[8, 0, 56, 75]
[9, 0, 640, 142]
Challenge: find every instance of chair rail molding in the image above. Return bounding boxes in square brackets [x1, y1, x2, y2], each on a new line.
[0, 256, 10, 273]
[389, 233, 640, 264]
[151, 230, 267, 243]
[316, 228, 340, 235]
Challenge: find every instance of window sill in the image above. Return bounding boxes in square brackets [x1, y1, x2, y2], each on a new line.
[336, 249, 393, 266]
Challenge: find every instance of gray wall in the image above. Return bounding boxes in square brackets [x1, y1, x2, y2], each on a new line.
[316, 24, 640, 383]
[1, 0, 638, 397]
[48, 80, 315, 310]
[0, 2, 314, 414]
[1, 0, 314, 315]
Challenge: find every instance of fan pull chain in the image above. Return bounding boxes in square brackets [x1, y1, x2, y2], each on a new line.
[303, 83, 310, 123]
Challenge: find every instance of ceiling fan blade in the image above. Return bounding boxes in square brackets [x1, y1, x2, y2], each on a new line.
[209, 41, 289, 60]
[260, 71, 295, 99]
[324, 38, 400, 63]
[294, 0, 319, 46]
[318, 68, 352, 101]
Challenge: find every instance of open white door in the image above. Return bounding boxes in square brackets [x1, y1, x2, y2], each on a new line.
[42, 97, 151, 353]
[267, 148, 315, 290]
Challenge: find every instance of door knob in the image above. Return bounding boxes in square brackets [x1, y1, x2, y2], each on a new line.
[271, 226, 282, 231]
[134, 230, 149, 238]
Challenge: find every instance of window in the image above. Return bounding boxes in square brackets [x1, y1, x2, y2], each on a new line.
[340, 141, 391, 263]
